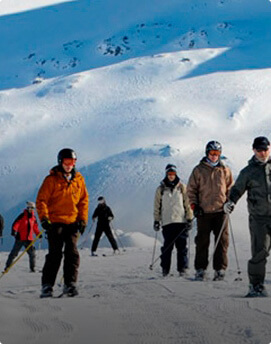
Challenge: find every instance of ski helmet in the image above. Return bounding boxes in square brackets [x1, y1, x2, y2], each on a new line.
[57, 148, 77, 165]
[205, 141, 222, 155]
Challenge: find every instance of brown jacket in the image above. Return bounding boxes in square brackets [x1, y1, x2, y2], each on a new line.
[36, 166, 89, 224]
[187, 158, 233, 213]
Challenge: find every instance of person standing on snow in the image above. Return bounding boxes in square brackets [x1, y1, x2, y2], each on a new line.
[187, 141, 233, 281]
[224, 136, 271, 297]
[91, 196, 118, 256]
[36, 148, 88, 298]
[4, 201, 41, 273]
[153, 164, 193, 277]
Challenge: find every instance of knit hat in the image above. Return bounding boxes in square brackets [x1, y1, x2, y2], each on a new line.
[252, 136, 270, 150]
[26, 201, 35, 209]
[97, 196, 105, 203]
[165, 164, 177, 174]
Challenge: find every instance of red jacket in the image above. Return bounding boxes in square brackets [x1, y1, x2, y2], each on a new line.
[12, 210, 40, 241]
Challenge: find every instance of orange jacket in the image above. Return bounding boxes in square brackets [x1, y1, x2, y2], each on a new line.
[36, 166, 89, 225]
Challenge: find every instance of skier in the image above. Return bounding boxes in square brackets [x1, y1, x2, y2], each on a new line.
[4, 201, 41, 273]
[91, 196, 118, 256]
[224, 136, 271, 297]
[153, 164, 193, 277]
[187, 141, 233, 281]
[36, 148, 88, 298]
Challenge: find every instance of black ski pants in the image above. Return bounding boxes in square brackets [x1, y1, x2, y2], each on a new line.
[42, 223, 80, 287]
[5, 240, 36, 271]
[160, 223, 188, 273]
[194, 212, 229, 271]
[91, 222, 118, 252]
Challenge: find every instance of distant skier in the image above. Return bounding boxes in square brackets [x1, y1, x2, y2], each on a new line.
[4, 201, 41, 273]
[187, 141, 233, 281]
[91, 196, 118, 256]
[224, 136, 271, 297]
[153, 164, 193, 277]
[36, 148, 89, 298]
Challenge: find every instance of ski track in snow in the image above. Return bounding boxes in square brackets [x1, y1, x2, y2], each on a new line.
[1, 247, 271, 344]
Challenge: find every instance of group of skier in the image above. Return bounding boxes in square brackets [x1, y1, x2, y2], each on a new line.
[154, 136, 271, 297]
[1, 135, 271, 298]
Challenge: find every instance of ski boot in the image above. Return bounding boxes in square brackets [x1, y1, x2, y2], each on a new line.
[213, 270, 225, 281]
[40, 284, 53, 298]
[245, 284, 268, 298]
[63, 284, 79, 297]
[195, 269, 207, 281]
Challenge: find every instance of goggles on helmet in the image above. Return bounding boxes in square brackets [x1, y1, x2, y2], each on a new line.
[62, 158, 76, 167]
[208, 150, 221, 156]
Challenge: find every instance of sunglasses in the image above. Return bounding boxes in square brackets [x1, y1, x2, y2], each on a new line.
[27, 207, 35, 210]
[62, 158, 76, 166]
[208, 150, 221, 156]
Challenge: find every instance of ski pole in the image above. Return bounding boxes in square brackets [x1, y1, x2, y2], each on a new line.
[149, 231, 158, 270]
[79, 221, 94, 250]
[0, 230, 44, 280]
[149, 226, 187, 270]
[228, 216, 242, 281]
[111, 222, 126, 252]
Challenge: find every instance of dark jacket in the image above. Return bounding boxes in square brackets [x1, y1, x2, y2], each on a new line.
[92, 204, 114, 224]
[230, 156, 271, 217]
[12, 209, 40, 241]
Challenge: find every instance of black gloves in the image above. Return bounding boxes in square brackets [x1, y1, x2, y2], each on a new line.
[192, 204, 204, 218]
[77, 220, 87, 235]
[41, 218, 52, 232]
[11, 229, 16, 237]
[185, 220, 193, 231]
[153, 221, 160, 232]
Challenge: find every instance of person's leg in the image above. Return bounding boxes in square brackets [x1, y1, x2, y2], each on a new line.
[104, 225, 118, 250]
[5, 240, 24, 269]
[212, 212, 229, 271]
[63, 224, 80, 288]
[194, 215, 212, 271]
[174, 224, 188, 272]
[41, 224, 64, 287]
[248, 215, 271, 287]
[91, 225, 103, 253]
[26, 243, 36, 272]
[160, 224, 176, 275]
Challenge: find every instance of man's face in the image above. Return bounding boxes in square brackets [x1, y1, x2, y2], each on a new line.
[62, 158, 76, 173]
[27, 207, 34, 213]
[253, 147, 270, 163]
[167, 172, 176, 182]
[207, 150, 221, 163]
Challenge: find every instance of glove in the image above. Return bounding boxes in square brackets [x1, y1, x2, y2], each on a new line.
[41, 218, 52, 232]
[192, 204, 204, 218]
[223, 201, 235, 214]
[108, 217, 113, 222]
[11, 229, 17, 237]
[77, 220, 87, 235]
[185, 220, 193, 231]
[153, 221, 160, 232]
